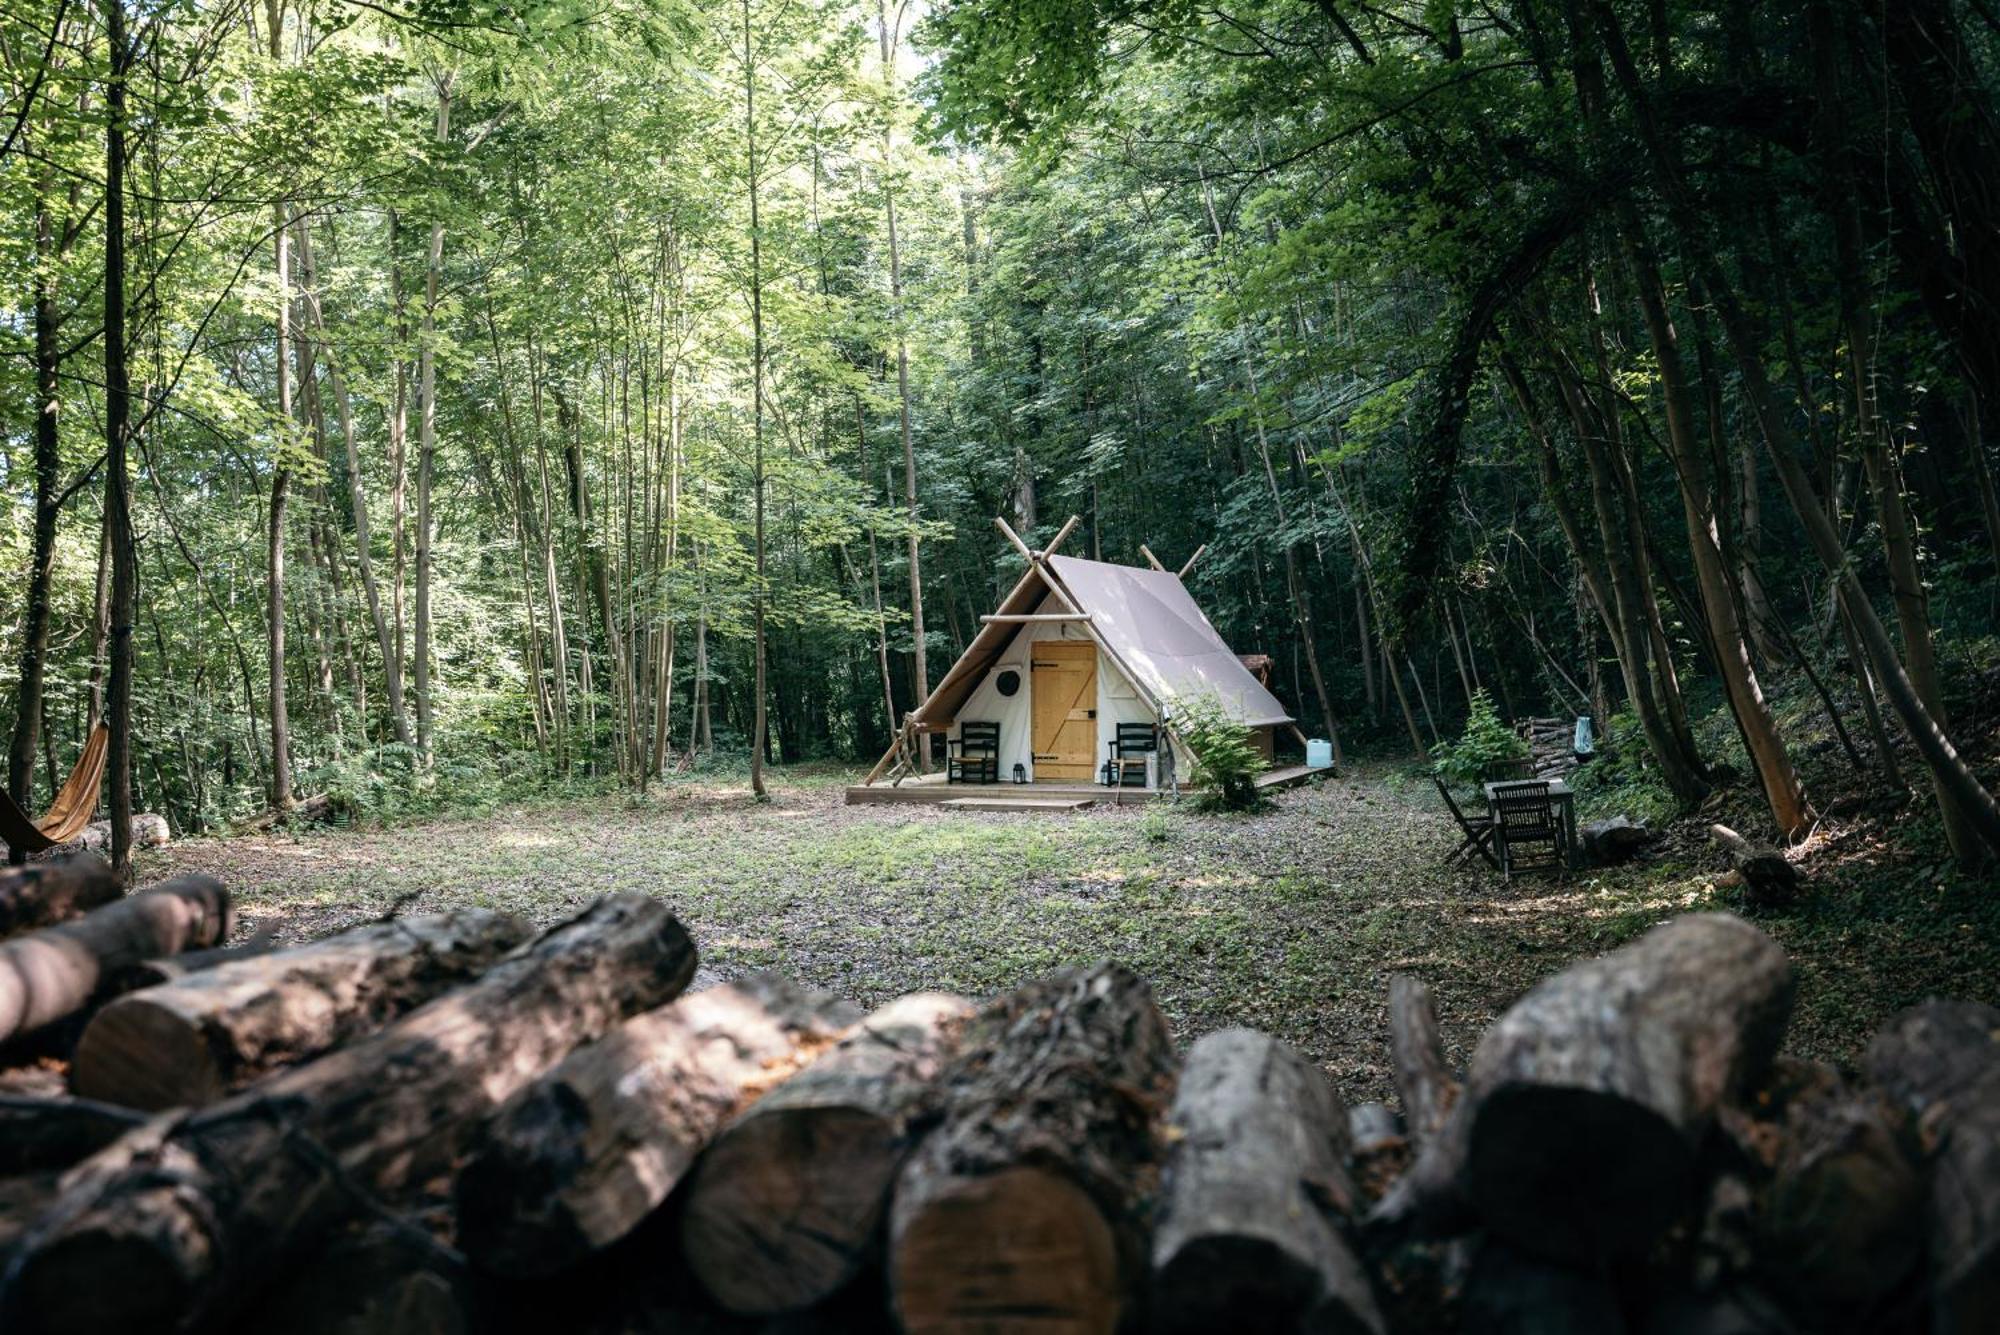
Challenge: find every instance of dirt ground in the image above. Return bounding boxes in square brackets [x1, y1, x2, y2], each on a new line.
[133, 767, 2000, 1103]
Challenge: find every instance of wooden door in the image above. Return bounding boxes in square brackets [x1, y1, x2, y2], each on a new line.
[1031, 641, 1098, 780]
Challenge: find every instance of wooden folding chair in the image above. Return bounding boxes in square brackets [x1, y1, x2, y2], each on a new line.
[1491, 780, 1565, 882]
[1433, 774, 1498, 870]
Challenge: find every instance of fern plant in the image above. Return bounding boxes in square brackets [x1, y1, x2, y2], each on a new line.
[1171, 693, 1266, 812]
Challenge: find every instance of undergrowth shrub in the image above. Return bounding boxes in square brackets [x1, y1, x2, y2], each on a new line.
[1172, 693, 1266, 812]
[1429, 688, 1528, 787]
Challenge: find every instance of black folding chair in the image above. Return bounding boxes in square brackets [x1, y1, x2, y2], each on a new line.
[1433, 774, 1499, 870]
[1107, 723, 1158, 791]
[1491, 780, 1565, 881]
[948, 722, 1000, 784]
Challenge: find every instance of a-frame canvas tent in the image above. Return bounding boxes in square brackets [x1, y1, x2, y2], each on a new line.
[860, 518, 1294, 790]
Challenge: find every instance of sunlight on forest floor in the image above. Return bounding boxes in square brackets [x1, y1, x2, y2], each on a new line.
[138, 770, 2000, 1102]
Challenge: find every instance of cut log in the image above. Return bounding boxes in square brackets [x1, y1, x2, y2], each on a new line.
[1460, 913, 1793, 1263]
[0, 1094, 148, 1174]
[1748, 1060, 1923, 1319]
[71, 908, 532, 1110]
[0, 855, 119, 938]
[0, 1171, 62, 1270]
[51, 812, 169, 856]
[237, 1219, 472, 1335]
[1865, 999, 2000, 1335]
[0, 875, 230, 1044]
[111, 927, 279, 988]
[888, 963, 1175, 1335]
[1149, 1028, 1382, 1335]
[680, 990, 973, 1315]
[1348, 1101, 1403, 1157]
[457, 972, 861, 1276]
[4, 892, 696, 1334]
[1388, 973, 1455, 1148]
[1347, 1101, 1407, 1205]
[1708, 825, 1801, 909]
[1461, 1242, 1626, 1335]
[1639, 1287, 1795, 1335]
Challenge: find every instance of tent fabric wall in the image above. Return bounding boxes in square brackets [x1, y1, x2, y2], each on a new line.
[1047, 555, 1292, 727]
[951, 593, 1158, 784]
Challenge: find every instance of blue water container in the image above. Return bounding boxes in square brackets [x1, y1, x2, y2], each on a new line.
[1305, 738, 1334, 769]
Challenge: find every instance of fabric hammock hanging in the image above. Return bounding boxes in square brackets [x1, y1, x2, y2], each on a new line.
[0, 722, 109, 863]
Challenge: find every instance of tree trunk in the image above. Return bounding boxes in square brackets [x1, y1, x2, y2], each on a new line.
[103, 0, 134, 881]
[5, 894, 696, 1334]
[413, 79, 449, 756]
[10, 186, 66, 808]
[0, 854, 119, 939]
[1865, 1000, 2000, 1334]
[1809, 5, 1983, 869]
[680, 990, 973, 1316]
[71, 908, 532, 1110]
[888, 963, 1175, 1335]
[457, 973, 858, 1276]
[744, 0, 769, 798]
[303, 219, 413, 747]
[879, 1, 929, 772]
[0, 875, 230, 1044]
[1592, 0, 2000, 858]
[1150, 1028, 1383, 1335]
[1457, 913, 1792, 1264]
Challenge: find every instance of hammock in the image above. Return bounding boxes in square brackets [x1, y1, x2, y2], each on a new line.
[0, 722, 109, 863]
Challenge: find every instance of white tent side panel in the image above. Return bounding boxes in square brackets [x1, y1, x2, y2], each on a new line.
[950, 593, 1156, 782]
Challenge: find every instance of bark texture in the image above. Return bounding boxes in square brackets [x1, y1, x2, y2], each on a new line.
[71, 908, 532, 1109]
[1460, 914, 1793, 1263]
[680, 990, 973, 1315]
[3, 893, 695, 1333]
[457, 973, 861, 1276]
[889, 963, 1176, 1335]
[1865, 1000, 2000, 1335]
[1150, 1028, 1382, 1335]
[0, 875, 230, 1044]
[0, 1094, 147, 1174]
[0, 855, 119, 939]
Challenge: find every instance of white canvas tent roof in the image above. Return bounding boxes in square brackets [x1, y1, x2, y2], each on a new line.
[910, 552, 1291, 731]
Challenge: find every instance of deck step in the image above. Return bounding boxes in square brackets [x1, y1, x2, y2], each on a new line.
[939, 797, 1096, 812]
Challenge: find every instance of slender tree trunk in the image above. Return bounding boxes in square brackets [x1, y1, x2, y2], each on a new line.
[266, 1, 294, 812]
[744, 0, 769, 798]
[302, 219, 412, 746]
[11, 182, 64, 805]
[876, 3, 927, 770]
[86, 506, 110, 732]
[413, 77, 449, 758]
[103, 0, 135, 879]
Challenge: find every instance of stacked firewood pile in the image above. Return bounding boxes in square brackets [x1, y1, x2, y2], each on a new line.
[0, 857, 1994, 1335]
[1517, 715, 1581, 779]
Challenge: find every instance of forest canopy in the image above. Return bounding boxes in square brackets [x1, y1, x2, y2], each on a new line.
[4, 0, 2000, 873]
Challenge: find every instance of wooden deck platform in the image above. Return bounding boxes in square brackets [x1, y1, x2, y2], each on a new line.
[843, 764, 1333, 807]
[939, 796, 1096, 813]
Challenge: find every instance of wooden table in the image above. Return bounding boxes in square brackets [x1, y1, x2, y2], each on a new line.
[1484, 778, 1578, 871]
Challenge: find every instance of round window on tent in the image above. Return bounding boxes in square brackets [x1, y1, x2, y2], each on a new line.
[996, 669, 1021, 697]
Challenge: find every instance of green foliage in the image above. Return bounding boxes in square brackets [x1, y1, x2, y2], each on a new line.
[1428, 688, 1527, 788]
[1172, 693, 1265, 813]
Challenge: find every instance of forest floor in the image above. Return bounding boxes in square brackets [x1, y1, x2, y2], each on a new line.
[136, 758, 2000, 1103]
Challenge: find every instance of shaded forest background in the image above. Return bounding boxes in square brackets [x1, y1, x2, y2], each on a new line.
[4, 0, 2000, 874]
